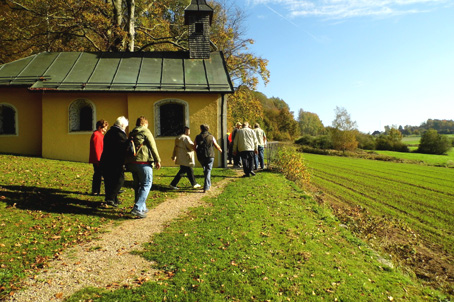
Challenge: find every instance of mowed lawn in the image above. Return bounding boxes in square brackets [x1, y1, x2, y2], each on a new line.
[303, 153, 454, 254]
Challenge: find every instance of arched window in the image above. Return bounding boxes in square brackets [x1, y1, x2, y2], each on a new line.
[155, 99, 189, 137]
[69, 99, 95, 132]
[0, 103, 17, 135]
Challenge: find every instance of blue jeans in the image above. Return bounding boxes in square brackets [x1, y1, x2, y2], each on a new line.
[254, 145, 265, 169]
[200, 157, 214, 191]
[127, 163, 153, 212]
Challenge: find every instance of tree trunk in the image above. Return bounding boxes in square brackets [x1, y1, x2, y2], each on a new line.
[113, 0, 122, 27]
[127, 0, 135, 51]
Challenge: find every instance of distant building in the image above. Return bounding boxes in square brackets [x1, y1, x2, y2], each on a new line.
[0, 0, 233, 167]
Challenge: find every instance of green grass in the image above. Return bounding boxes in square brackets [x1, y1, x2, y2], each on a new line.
[0, 154, 234, 299]
[67, 172, 447, 301]
[402, 135, 421, 146]
[1, 154, 450, 301]
[401, 134, 454, 146]
[303, 153, 454, 254]
[375, 149, 454, 167]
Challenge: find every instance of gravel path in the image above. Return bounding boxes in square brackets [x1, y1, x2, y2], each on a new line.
[8, 174, 238, 302]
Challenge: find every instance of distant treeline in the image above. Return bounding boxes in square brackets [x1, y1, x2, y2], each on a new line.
[384, 119, 454, 135]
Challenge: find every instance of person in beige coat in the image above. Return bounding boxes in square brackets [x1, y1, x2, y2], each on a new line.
[170, 126, 201, 189]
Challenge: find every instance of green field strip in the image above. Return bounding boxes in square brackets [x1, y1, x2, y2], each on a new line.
[313, 170, 451, 229]
[304, 152, 454, 183]
[303, 154, 454, 251]
[308, 161, 454, 227]
[311, 164, 453, 217]
[305, 154, 454, 193]
[312, 173, 453, 251]
[304, 154, 454, 199]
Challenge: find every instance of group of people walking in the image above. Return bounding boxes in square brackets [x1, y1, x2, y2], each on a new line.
[229, 121, 267, 177]
[89, 116, 223, 219]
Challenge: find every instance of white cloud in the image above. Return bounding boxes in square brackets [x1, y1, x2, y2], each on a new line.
[248, 0, 448, 19]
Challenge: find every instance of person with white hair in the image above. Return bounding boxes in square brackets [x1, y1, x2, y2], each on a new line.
[100, 116, 129, 207]
[233, 121, 258, 177]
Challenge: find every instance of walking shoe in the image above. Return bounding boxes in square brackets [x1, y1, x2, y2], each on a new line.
[105, 200, 118, 207]
[170, 185, 179, 190]
[193, 184, 202, 189]
[130, 209, 147, 219]
[250, 171, 256, 176]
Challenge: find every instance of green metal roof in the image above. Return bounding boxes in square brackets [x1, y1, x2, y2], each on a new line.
[0, 51, 233, 93]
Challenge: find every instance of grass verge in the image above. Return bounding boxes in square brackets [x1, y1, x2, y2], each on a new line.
[67, 171, 447, 301]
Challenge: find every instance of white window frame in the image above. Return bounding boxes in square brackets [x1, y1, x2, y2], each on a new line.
[154, 99, 189, 137]
[68, 99, 96, 133]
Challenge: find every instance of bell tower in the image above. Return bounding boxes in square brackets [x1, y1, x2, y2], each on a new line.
[184, 0, 213, 59]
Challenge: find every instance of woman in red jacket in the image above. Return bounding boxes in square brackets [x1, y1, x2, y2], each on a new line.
[89, 119, 109, 195]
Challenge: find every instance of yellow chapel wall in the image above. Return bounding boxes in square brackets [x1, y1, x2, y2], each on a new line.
[127, 93, 224, 167]
[42, 92, 128, 162]
[40, 92, 224, 166]
[0, 87, 42, 156]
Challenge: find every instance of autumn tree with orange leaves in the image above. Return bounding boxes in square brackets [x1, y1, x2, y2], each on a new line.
[0, 1, 303, 139]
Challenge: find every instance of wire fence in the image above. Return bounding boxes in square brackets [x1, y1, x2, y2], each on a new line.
[264, 141, 281, 168]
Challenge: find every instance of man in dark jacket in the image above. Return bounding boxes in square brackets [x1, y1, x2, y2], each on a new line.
[100, 116, 129, 207]
[194, 124, 222, 193]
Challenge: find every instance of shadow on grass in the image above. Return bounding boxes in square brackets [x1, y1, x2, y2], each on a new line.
[0, 185, 125, 220]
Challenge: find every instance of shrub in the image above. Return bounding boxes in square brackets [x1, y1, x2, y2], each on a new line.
[270, 145, 310, 187]
[356, 134, 375, 150]
[375, 135, 409, 152]
[313, 135, 333, 149]
[295, 135, 332, 149]
[418, 129, 452, 154]
[295, 135, 313, 146]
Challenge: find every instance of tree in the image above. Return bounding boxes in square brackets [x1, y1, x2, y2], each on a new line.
[330, 107, 358, 152]
[417, 129, 452, 155]
[210, 1, 269, 90]
[228, 86, 263, 129]
[2, 0, 272, 135]
[1, 0, 270, 95]
[297, 109, 325, 136]
[227, 88, 299, 141]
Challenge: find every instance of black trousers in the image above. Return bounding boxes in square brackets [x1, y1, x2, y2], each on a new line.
[91, 163, 103, 194]
[103, 165, 124, 202]
[240, 151, 255, 176]
[171, 165, 196, 187]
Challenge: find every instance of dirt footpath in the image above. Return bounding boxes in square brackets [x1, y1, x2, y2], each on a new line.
[8, 175, 238, 302]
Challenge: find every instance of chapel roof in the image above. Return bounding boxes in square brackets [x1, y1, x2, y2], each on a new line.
[0, 51, 233, 93]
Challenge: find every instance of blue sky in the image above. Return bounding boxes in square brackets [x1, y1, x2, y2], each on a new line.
[231, 0, 454, 133]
